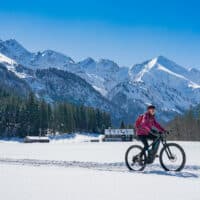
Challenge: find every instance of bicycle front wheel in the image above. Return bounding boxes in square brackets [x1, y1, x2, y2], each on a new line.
[125, 145, 146, 171]
[159, 143, 186, 171]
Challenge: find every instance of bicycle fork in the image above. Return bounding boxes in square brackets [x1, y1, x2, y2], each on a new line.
[164, 145, 174, 160]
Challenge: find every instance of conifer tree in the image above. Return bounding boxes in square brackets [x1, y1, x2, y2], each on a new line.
[120, 121, 126, 129]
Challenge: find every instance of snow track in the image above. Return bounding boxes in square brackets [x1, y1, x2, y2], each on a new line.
[0, 158, 199, 178]
[0, 158, 126, 171]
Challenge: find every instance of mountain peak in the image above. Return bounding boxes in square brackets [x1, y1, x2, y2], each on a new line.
[3, 39, 28, 51]
[156, 55, 169, 62]
[0, 39, 31, 57]
[41, 49, 63, 55]
[130, 55, 190, 83]
[96, 59, 120, 73]
[98, 59, 119, 69]
[99, 58, 116, 64]
[40, 49, 74, 63]
[154, 55, 176, 66]
[147, 55, 188, 75]
[78, 57, 96, 65]
[5, 38, 18, 43]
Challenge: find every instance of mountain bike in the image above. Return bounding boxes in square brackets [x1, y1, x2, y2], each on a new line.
[125, 131, 186, 171]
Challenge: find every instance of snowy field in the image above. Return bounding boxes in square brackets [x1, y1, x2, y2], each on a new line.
[0, 139, 200, 200]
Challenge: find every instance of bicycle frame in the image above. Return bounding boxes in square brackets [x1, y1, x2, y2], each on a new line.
[141, 133, 174, 159]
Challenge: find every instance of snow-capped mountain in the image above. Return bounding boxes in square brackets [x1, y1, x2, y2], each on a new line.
[31, 68, 123, 119]
[0, 52, 123, 123]
[0, 39, 32, 67]
[0, 39, 74, 70]
[0, 39, 200, 123]
[65, 58, 129, 96]
[108, 56, 200, 122]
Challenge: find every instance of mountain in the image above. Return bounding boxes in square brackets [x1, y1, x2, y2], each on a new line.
[0, 39, 200, 123]
[65, 58, 129, 96]
[108, 56, 200, 122]
[31, 68, 123, 119]
[0, 39, 74, 70]
[0, 39, 32, 67]
[0, 52, 123, 123]
[0, 40, 129, 96]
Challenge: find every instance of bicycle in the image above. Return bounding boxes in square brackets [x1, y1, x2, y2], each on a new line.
[125, 131, 186, 171]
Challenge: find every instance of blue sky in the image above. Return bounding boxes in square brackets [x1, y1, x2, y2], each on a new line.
[0, 0, 200, 68]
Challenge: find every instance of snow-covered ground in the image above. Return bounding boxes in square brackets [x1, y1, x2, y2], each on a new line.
[0, 140, 199, 200]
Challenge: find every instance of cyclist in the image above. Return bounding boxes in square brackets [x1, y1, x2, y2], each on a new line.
[135, 105, 166, 163]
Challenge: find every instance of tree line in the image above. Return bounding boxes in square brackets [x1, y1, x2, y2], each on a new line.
[0, 87, 111, 137]
[167, 106, 200, 141]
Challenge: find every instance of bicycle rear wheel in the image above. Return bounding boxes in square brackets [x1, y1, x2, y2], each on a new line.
[159, 143, 186, 171]
[125, 145, 146, 171]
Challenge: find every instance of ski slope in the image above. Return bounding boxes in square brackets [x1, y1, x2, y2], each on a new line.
[0, 141, 199, 200]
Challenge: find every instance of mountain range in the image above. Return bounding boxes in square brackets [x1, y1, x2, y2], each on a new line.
[0, 39, 200, 124]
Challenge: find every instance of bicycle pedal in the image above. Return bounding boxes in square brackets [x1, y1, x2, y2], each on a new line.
[155, 155, 159, 158]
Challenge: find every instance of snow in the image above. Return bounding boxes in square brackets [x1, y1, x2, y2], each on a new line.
[0, 52, 28, 78]
[0, 141, 199, 200]
[188, 82, 200, 89]
[157, 64, 186, 79]
[0, 52, 16, 65]
[25, 136, 49, 140]
[6, 65, 28, 79]
[49, 133, 103, 143]
[93, 85, 108, 96]
[157, 64, 200, 89]
[134, 57, 158, 82]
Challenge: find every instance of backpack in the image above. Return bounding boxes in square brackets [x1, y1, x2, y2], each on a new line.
[135, 114, 144, 129]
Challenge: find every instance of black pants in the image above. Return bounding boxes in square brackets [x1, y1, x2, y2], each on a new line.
[138, 134, 160, 156]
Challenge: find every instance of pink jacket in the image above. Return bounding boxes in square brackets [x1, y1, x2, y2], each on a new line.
[135, 112, 165, 136]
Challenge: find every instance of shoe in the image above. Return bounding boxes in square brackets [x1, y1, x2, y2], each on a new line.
[146, 156, 154, 164]
[146, 159, 153, 164]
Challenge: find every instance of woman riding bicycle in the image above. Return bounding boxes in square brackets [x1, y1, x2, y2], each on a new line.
[126, 105, 185, 171]
[135, 105, 166, 163]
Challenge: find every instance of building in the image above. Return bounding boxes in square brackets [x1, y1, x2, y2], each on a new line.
[104, 128, 134, 141]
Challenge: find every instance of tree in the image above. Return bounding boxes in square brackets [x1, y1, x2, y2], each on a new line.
[120, 121, 126, 129]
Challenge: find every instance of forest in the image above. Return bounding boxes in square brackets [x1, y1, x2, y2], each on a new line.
[167, 106, 200, 141]
[0, 86, 111, 137]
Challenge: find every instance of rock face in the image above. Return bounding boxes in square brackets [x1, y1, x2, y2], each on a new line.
[1, 39, 200, 123]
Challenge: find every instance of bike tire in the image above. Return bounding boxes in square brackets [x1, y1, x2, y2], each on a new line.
[159, 143, 186, 171]
[125, 145, 146, 171]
